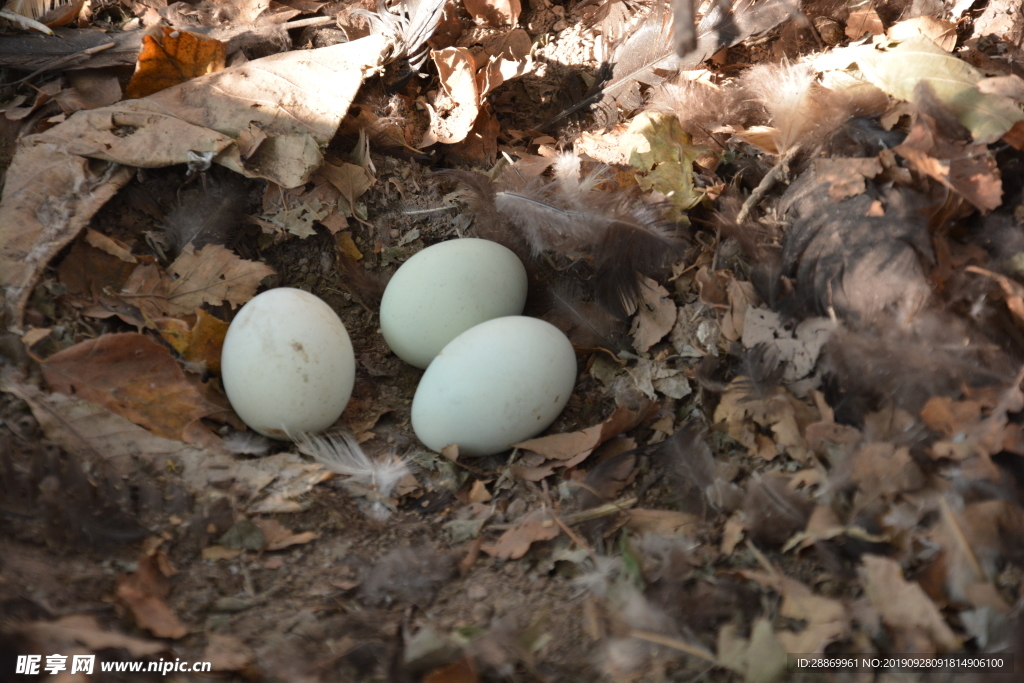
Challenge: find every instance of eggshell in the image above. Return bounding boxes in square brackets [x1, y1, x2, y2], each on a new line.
[411, 316, 577, 456]
[221, 288, 355, 439]
[380, 238, 528, 368]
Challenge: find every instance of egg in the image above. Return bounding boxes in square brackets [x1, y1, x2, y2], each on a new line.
[379, 238, 528, 368]
[220, 288, 355, 439]
[411, 316, 577, 456]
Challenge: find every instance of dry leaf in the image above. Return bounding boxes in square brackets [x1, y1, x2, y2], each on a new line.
[811, 157, 883, 201]
[127, 27, 226, 99]
[481, 508, 561, 560]
[845, 8, 884, 40]
[859, 554, 961, 652]
[625, 509, 700, 537]
[41, 333, 214, 440]
[716, 618, 787, 683]
[25, 615, 165, 659]
[463, 0, 520, 26]
[116, 554, 189, 639]
[894, 118, 1002, 212]
[204, 634, 254, 672]
[426, 47, 480, 145]
[252, 518, 320, 551]
[514, 403, 655, 468]
[630, 276, 676, 353]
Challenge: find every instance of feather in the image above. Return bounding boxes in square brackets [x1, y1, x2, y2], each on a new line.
[740, 61, 840, 154]
[540, 283, 627, 351]
[647, 77, 748, 147]
[360, 545, 457, 606]
[353, 0, 446, 71]
[221, 430, 274, 457]
[292, 431, 414, 520]
[161, 172, 251, 258]
[445, 156, 685, 319]
[496, 155, 685, 318]
[742, 472, 814, 548]
[548, 0, 795, 128]
[336, 251, 390, 308]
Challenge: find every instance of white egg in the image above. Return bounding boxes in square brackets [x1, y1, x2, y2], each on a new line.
[411, 316, 577, 457]
[220, 288, 355, 440]
[380, 238, 528, 369]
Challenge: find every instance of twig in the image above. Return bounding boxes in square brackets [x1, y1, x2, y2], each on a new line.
[735, 145, 800, 224]
[628, 629, 718, 664]
[9, 42, 116, 87]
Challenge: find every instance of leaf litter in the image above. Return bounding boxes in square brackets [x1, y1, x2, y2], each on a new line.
[2, 0, 1024, 681]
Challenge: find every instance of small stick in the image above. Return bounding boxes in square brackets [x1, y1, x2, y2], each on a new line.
[735, 145, 800, 224]
[9, 42, 116, 86]
[628, 629, 718, 664]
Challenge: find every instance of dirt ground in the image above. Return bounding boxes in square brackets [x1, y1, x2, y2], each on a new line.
[3, 0, 1024, 682]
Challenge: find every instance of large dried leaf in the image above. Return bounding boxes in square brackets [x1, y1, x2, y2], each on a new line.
[629, 276, 676, 353]
[1, 371, 330, 507]
[481, 508, 561, 560]
[25, 616, 165, 659]
[166, 244, 275, 313]
[1, 36, 381, 329]
[860, 554, 961, 651]
[829, 35, 1024, 143]
[514, 403, 655, 468]
[41, 333, 213, 440]
[116, 554, 188, 639]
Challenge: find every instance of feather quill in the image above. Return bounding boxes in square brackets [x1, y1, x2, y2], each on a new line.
[292, 431, 413, 520]
[548, 0, 795, 127]
[353, 0, 446, 71]
[455, 154, 685, 319]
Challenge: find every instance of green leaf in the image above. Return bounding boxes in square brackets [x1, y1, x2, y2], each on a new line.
[625, 112, 705, 222]
[850, 35, 1024, 143]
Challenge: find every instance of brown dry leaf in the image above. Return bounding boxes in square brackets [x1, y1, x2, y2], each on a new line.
[166, 244, 275, 313]
[920, 396, 984, 436]
[889, 16, 958, 51]
[127, 27, 226, 99]
[625, 509, 700, 537]
[463, 0, 520, 26]
[721, 511, 745, 555]
[1, 370, 327, 504]
[716, 618, 788, 683]
[745, 572, 850, 654]
[41, 333, 213, 440]
[846, 7, 884, 39]
[859, 554, 961, 651]
[469, 479, 493, 503]
[252, 518, 320, 551]
[116, 554, 188, 639]
[514, 403, 655, 468]
[965, 265, 1024, 327]
[319, 159, 375, 217]
[337, 231, 363, 259]
[25, 615, 165, 659]
[204, 634, 255, 672]
[894, 117, 1002, 212]
[720, 276, 760, 341]
[182, 309, 229, 373]
[812, 157, 883, 201]
[481, 508, 561, 560]
[123, 246, 274, 318]
[0, 141, 133, 328]
[84, 228, 136, 263]
[56, 237, 139, 302]
[847, 443, 926, 505]
[630, 276, 676, 353]
[424, 656, 479, 683]
[202, 546, 243, 561]
[713, 381, 816, 463]
[426, 47, 480, 145]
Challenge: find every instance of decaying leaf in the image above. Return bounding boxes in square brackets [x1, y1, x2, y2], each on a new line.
[481, 508, 561, 560]
[514, 403, 655, 469]
[630, 276, 676, 353]
[41, 333, 214, 440]
[860, 554, 961, 652]
[625, 112, 703, 222]
[126, 27, 226, 99]
[116, 554, 189, 639]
